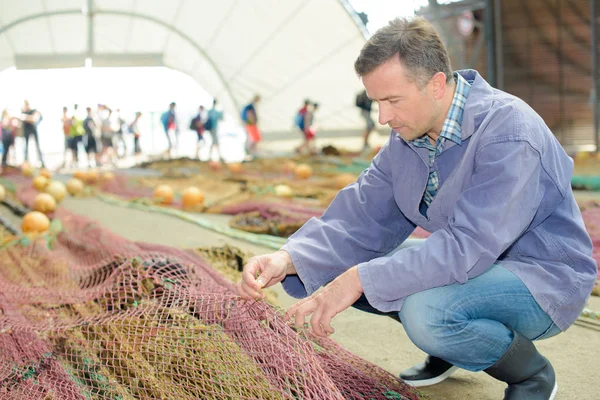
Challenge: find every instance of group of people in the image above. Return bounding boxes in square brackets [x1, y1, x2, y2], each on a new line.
[240, 90, 373, 159]
[160, 100, 226, 161]
[61, 104, 143, 169]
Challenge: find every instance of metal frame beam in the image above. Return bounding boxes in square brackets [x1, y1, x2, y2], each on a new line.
[15, 53, 163, 69]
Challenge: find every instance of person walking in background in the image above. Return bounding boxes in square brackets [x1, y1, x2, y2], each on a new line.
[61, 106, 72, 168]
[83, 107, 100, 168]
[241, 95, 261, 160]
[68, 104, 85, 168]
[356, 89, 375, 151]
[111, 108, 127, 158]
[1, 109, 16, 169]
[190, 105, 207, 160]
[160, 102, 178, 157]
[294, 99, 311, 134]
[20, 100, 45, 167]
[295, 102, 319, 155]
[129, 112, 142, 155]
[98, 104, 117, 165]
[206, 99, 224, 161]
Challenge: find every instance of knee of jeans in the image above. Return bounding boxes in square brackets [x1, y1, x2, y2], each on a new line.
[400, 292, 468, 355]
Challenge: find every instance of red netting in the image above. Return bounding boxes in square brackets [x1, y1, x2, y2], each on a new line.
[0, 177, 422, 399]
[579, 201, 600, 280]
[100, 174, 155, 201]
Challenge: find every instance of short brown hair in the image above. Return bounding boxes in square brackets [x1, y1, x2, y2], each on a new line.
[354, 17, 452, 87]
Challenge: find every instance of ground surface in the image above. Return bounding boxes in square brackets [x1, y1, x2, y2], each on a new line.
[57, 196, 600, 400]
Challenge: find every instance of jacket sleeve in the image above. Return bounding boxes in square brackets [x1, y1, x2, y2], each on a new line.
[281, 138, 416, 298]
[358, 138, 547, 312]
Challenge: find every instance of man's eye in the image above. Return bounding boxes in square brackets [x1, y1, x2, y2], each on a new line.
[390, 99, 400, 105]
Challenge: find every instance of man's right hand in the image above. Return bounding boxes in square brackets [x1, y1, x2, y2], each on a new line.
[237, 250, 295, 301]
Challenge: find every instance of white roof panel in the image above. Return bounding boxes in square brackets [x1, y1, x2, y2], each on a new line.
[0, 0, 369, 133]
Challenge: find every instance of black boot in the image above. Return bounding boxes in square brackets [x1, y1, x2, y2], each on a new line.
[399, 355, 459, 387]
[484, 330, 557, 400]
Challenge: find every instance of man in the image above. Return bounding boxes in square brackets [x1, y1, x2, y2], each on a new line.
[21, 100, 45, 167]
[111, 108, 127, 158]
[129, 112, 142, 155]
[206, 99, 224, 161]
[160, 102, 178, 156]
[191, 105, 207, 160]
[83, 107, 100, 168]
[68, 104, 85, 166]
[61, 106, 72, 168]
[295, 102, 319, 155]
[237, 17, 597, 400]
[241, 95, 261, 160]
[356, 89, 375, 151]
[98, 104, 117, 165]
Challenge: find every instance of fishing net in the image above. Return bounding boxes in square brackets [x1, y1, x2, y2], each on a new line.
[0, 176, 423, 400]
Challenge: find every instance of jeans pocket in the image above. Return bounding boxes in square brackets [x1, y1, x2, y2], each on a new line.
[532, 322, 561, 341]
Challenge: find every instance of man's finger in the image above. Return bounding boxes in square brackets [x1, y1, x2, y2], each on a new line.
[294, 305, 308, 328]
[310, 308, 326, 338]
[240, 281, 263, 300]
[241, 261, 262, 291]
[320, 310, 336, 335]
[236, 282, 252, 301]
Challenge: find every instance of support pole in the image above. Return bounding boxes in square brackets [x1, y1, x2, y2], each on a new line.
[592, 0, 599, 152]
[484, 0, 496, 86]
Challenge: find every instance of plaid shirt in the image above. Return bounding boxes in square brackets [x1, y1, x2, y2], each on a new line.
[411, 72, 471, 207]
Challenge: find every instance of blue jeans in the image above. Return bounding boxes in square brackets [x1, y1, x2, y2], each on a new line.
[351, 265, 561, 372]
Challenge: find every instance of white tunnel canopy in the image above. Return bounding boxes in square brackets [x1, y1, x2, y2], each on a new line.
[0, 0, 372, 135]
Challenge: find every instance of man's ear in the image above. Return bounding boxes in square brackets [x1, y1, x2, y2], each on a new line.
[431, 72, 448, 100]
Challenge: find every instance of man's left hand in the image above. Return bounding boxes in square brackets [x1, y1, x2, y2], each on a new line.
[284, 266, 363, 338]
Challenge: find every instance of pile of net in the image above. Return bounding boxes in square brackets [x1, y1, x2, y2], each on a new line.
[0, 184, 422, 399]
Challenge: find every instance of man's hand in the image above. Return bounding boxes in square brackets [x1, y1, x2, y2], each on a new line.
[237, 250, 294, 301]
[284, 266, 363, 338]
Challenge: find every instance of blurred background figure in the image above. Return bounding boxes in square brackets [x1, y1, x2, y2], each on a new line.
[83, 106, 100, 168]
[20, 100, 45, 167]
[190, 105, 207, 160]
[206, 99, 224, 162]
[129, 112, 142, 155]
[98, 104, 117, 165]
[241, 95, 261, 160]
[111, 108, 127, 158]
[294, 99, 311, 141]
[1, 109, 17, 169]
[68, 104, 85, 168]
[160, 102, 178, 157]
[60, 106, 72, 168]
[295, 102, 319, 155]
[355, 89, 374, 152]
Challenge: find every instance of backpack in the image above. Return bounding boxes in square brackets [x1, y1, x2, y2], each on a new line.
[189, 115, 202, 130]
[294, 113, 304, 130]
[240, 106, 249, 123]
[203, 117, 213, 131]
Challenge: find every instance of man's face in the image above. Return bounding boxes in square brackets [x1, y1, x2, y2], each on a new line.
[362, 57, 437, 141]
